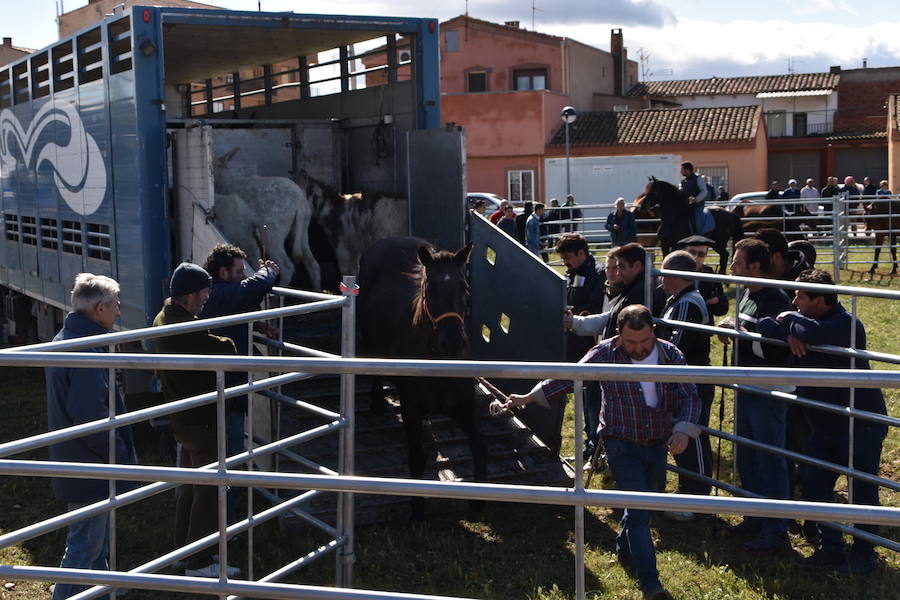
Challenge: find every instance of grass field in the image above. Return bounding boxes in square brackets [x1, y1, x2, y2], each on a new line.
[0, 257, 898, 599]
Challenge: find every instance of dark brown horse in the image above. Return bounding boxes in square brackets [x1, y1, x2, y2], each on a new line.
[637, 179, 744, 273]
[357, 236, 486, 519]
[864, 197, 899, 274]
[732, 202, 822, 239]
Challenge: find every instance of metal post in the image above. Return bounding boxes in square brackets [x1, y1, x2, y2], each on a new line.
[644, 248, 654, 310]
[848, 295, 858, 503]
[246, 321, 254, 581]
[107, 344, 117, 600]
[832, 195, 841, 282]
[216, 370, 228, 594]
[732, 281, 741, 486]
[565, 122, 571, 196]
[573, 380, 585, 600]
[337, 276, 357, 587]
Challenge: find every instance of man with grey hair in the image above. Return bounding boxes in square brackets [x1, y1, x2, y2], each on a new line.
[657, 251, 715, 519]
[605, 197, 637, 247]
[46, 274, 138, 599]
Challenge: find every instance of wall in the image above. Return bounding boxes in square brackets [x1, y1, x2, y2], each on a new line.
[59, 0, 215, 38]
[835, 66, 900, 133]
[0, 40, 30, 68]
[551, 119, 769, 195]
[440, 20, 563, 94]
[566, 39, 617, 108]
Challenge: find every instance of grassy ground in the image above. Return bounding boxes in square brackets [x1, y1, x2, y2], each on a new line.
[0, 255, 898, 599]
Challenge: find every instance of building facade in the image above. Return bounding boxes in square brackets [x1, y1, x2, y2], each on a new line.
[439, 16, 639, 203]
[0, 37, 32, 68]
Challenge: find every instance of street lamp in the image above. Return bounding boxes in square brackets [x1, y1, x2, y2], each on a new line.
[561, 106, 577, 196]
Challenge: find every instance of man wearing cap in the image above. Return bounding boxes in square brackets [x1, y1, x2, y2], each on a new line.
[782, 179, 801, 215]
[675, 235, 729, 317]
[605, 197, 637, 247]
[152, 262, 239, 579]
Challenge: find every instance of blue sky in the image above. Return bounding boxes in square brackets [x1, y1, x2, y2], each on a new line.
[5, 0, 899, 80]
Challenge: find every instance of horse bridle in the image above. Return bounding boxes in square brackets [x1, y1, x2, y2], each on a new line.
[421, 293, 465, 328]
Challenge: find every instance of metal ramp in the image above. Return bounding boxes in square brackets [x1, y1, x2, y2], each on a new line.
[266, 368, 573, 526]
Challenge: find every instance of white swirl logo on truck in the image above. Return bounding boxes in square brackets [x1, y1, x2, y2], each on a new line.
[0, 100, 107, 216]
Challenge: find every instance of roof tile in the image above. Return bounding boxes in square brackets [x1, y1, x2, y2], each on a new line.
[626, 73, 839, 97]
[549, 105, 761, 147]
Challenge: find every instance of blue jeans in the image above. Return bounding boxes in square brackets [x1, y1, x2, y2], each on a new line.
[803, 423, 886, 556]
[604, 438, 667, 593]
[51, 507, 109, 600]
[583, 383, 601, 457]
[735, 391, 789, 534]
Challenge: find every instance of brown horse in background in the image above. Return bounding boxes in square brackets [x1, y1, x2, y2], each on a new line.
[864, 197, 899, 274]
[732, 202, 821, 240]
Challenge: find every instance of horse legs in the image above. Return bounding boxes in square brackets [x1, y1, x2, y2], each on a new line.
[891, 234, 899, 275]
[368, 375, 386, 416]
[450, 389, 488, 513]
[397, 383, 427, 520]
[870, 234, 883, 274]
[717, 244, 728, 275]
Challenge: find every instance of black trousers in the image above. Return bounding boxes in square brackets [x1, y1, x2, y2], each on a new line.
[673, 383, 714, 495]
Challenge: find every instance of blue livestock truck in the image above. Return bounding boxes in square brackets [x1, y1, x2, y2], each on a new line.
[0, 5, 466, 343]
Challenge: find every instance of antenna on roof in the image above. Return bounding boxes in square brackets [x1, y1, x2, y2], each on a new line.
[638, 47, 672, 81]
[531, 0, 543, 31]
[787, 56, 802, 74]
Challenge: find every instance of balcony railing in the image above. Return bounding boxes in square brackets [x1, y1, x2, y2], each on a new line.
[764, 109, 834, 138]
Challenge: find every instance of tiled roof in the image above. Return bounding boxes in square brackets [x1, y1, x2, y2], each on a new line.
[825, 131, 887, 141]
[548, 105, 761, 147]
[626, 73, 839, 97]
[441, 14, 564, 43]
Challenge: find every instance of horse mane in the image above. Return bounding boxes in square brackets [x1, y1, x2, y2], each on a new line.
[409, 250, 457, 328]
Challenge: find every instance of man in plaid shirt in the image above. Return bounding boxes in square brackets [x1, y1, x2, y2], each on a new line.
[507, 304, 700, 600]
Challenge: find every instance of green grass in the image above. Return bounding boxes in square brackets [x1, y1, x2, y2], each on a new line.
[0, 258, 898, 599]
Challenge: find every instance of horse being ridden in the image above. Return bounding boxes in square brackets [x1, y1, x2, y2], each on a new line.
[864, 195, 900, 274]
[639, 178, 743, 273]
[357, 237, 486, 519]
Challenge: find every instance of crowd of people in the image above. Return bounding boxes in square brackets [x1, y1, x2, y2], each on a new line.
[42, 225, 890, 599]
[45, 244, 279, 595]
[763, 176, 891, 215]
[505, 229, 887, 599]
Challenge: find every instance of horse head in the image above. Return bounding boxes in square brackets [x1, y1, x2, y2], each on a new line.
[414, 242, 473, 357]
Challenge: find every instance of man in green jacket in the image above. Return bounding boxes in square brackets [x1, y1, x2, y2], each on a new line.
[153, 262, 238, 579]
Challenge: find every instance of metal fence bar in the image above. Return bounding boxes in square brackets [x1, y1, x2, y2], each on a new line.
[216, 370, 229, 592]
[1, 297, 348, 354]
[0, 461, 896, 526]
[0, 565, 477, 600]
[253, 335, 340, 358]
[337, 276, 357, 587]
[4, 353, 900, 389]
[254, 488, 337, 538]
[251, 435, 338, 476]
[69, 490, 326, 600]
[259, 389, 342, 420]
[573, 380, 585, 600]
[0, 371, 313, 458]
[666, 465, 900, 553]
[0, 421, 343, 550]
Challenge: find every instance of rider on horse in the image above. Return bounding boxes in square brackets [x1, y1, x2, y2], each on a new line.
[680, 162, 714, 235]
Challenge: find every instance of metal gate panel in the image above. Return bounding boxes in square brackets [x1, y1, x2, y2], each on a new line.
[407, 126, 466, 251]
[469, 213, 567, 451]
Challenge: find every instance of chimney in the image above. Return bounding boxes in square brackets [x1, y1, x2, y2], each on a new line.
[2, 37, 11, 47]
[504, 21, 520, 28]
[862, 58, 868, 68]
[611, 29, 626, 96]
[830, 65, 841, 74]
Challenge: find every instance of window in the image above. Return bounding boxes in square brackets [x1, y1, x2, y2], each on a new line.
[467, 70, 487, 93]
[766, 111, 786, 137]
[698, 166, 728, 195]
[445, 30, 459, 52]
[513, 68, 547, 91]
[62, 220, 83, 255]
[508, 170, 534, 203]
[793, 112, 808, 137]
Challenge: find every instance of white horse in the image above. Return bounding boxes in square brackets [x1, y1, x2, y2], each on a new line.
[291, 171, 408, 277]
[214, 148, 321, 290]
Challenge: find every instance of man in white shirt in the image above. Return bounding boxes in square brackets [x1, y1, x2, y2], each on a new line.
[800, 178, 820, 215]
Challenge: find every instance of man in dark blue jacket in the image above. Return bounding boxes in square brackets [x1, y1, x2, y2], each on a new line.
[605, 197, 637, 247]
[46, 274, 137, 600]
[758, 269, 887, 576]
[199, 244, 279, 512]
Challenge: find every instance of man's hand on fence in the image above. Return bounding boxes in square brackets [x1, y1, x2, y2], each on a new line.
[787, 334, 809, 358]
[667, 432, 689, 455]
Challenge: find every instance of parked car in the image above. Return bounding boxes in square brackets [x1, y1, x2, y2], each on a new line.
[467, 192, 506, 217]
[720, 191, 767, 209]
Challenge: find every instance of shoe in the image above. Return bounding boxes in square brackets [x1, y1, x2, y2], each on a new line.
[801, 521, 821, 543]
[740, 532, 790, 554]
[642, 585, 674, 600]
[800, 548, 847, 570]
[185, 563, 241, 578]
[723, 519, 760, 537]
[834, 551, 880, 576]
[663, 511, 695, 522]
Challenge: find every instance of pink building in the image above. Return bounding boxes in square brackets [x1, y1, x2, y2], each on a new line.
[439, 16, 640, 203]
